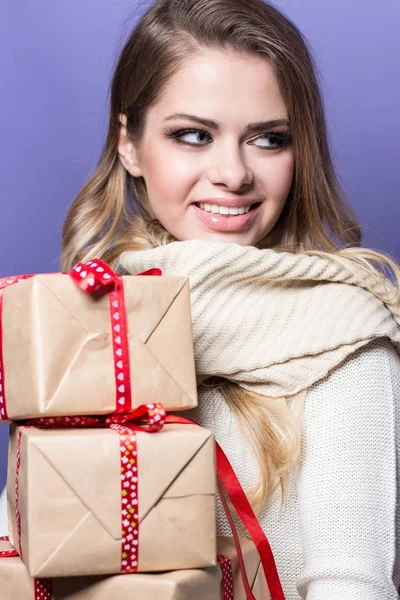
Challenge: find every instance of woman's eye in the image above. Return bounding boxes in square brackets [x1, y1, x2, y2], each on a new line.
[166, 128, 212, 146]
[252, 132, 292, 149]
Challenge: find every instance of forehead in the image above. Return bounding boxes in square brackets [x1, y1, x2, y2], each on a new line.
[148, 48, 288, 123]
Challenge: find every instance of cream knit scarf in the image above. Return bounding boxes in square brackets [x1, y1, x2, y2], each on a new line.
[120, 240, 400, 398]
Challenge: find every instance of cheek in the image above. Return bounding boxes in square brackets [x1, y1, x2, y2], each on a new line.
[142, 146, 197, 203]
[262, 153, 294, 198]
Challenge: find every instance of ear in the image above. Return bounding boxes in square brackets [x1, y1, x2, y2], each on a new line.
[117, 114, 143, 177]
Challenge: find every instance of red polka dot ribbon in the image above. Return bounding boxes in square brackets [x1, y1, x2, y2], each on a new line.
[14, 403, 166, 575]
[113, 423, 140, 572]
[34, 578, 52, 600]
[0, 535, 19, 557]
[15, 427, 24, 560]
[0, 537, 52, 599]
[218, 554, 234, 600]
[0, 260, 162, 420]
[25, 402, 166, 432]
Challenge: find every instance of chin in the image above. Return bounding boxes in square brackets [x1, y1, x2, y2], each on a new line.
[176, 234, 259, 248]
[172, 220, 267, 247]
[205, 231, 259, 247]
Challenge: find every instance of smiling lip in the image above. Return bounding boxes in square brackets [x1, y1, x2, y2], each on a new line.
[194, 198, 261, 208]
[192, 201, 262, 233]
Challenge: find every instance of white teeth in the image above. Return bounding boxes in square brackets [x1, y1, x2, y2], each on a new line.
[197, 203, 252, 215]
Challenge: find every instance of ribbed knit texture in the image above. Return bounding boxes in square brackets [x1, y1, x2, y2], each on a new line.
[120, 240, 400, 399]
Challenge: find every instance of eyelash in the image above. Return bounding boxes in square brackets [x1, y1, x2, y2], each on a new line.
[165, 127, 292, 150]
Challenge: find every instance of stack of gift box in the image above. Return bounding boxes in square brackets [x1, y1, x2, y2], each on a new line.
[0, 260, 281, 599]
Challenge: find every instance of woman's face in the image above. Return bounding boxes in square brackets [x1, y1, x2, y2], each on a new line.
[118, 49, 294, 246]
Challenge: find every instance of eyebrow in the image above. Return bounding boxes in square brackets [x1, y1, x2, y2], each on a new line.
[164, 113, 290, 133]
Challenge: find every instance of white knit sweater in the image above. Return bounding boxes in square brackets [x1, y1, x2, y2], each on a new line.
[0, 338, 398, 598]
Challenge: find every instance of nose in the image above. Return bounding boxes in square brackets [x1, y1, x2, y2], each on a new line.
[207, 145, 254, 190]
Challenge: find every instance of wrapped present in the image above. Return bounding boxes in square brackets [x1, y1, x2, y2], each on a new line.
[7, 417, 217, 578]
[0, 259, 197, 420]
[0, 536, 271, 600]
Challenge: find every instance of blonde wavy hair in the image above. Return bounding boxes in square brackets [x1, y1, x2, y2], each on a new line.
[61, 0, 400, 514]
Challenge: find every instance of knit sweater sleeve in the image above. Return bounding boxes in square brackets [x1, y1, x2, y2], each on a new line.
[297, 337, 400, 599]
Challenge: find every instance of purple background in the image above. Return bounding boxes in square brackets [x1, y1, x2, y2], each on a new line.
[0, 0, 399, 488]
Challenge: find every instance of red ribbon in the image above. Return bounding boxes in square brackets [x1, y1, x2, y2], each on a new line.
[34, 579, 52, 599]
[15, 427, 24, 560]
[0, 535, 19, 557]
[26, 402, 166, 432]
[0, 260, 162, 420]
[218, 554, 234, 600]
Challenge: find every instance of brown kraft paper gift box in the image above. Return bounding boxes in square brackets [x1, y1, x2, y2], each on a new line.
[0, 536, 271, 599]
[7, 422, 217, 578]
[0, 272, 197, 419]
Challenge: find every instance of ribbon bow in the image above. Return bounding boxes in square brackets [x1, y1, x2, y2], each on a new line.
[70, 259, 161, 295]
[25, 402, 166, 433]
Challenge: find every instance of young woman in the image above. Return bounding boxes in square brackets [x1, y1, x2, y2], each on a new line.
[1, 0, 400, 597]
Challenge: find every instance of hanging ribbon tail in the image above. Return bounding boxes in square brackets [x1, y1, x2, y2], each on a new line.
[164, 415, 285, 600]
[216, 443, 285, 600]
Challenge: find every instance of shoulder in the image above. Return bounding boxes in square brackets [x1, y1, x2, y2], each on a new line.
[308, 337, 400, 399]
[302, 338, 400, 450]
